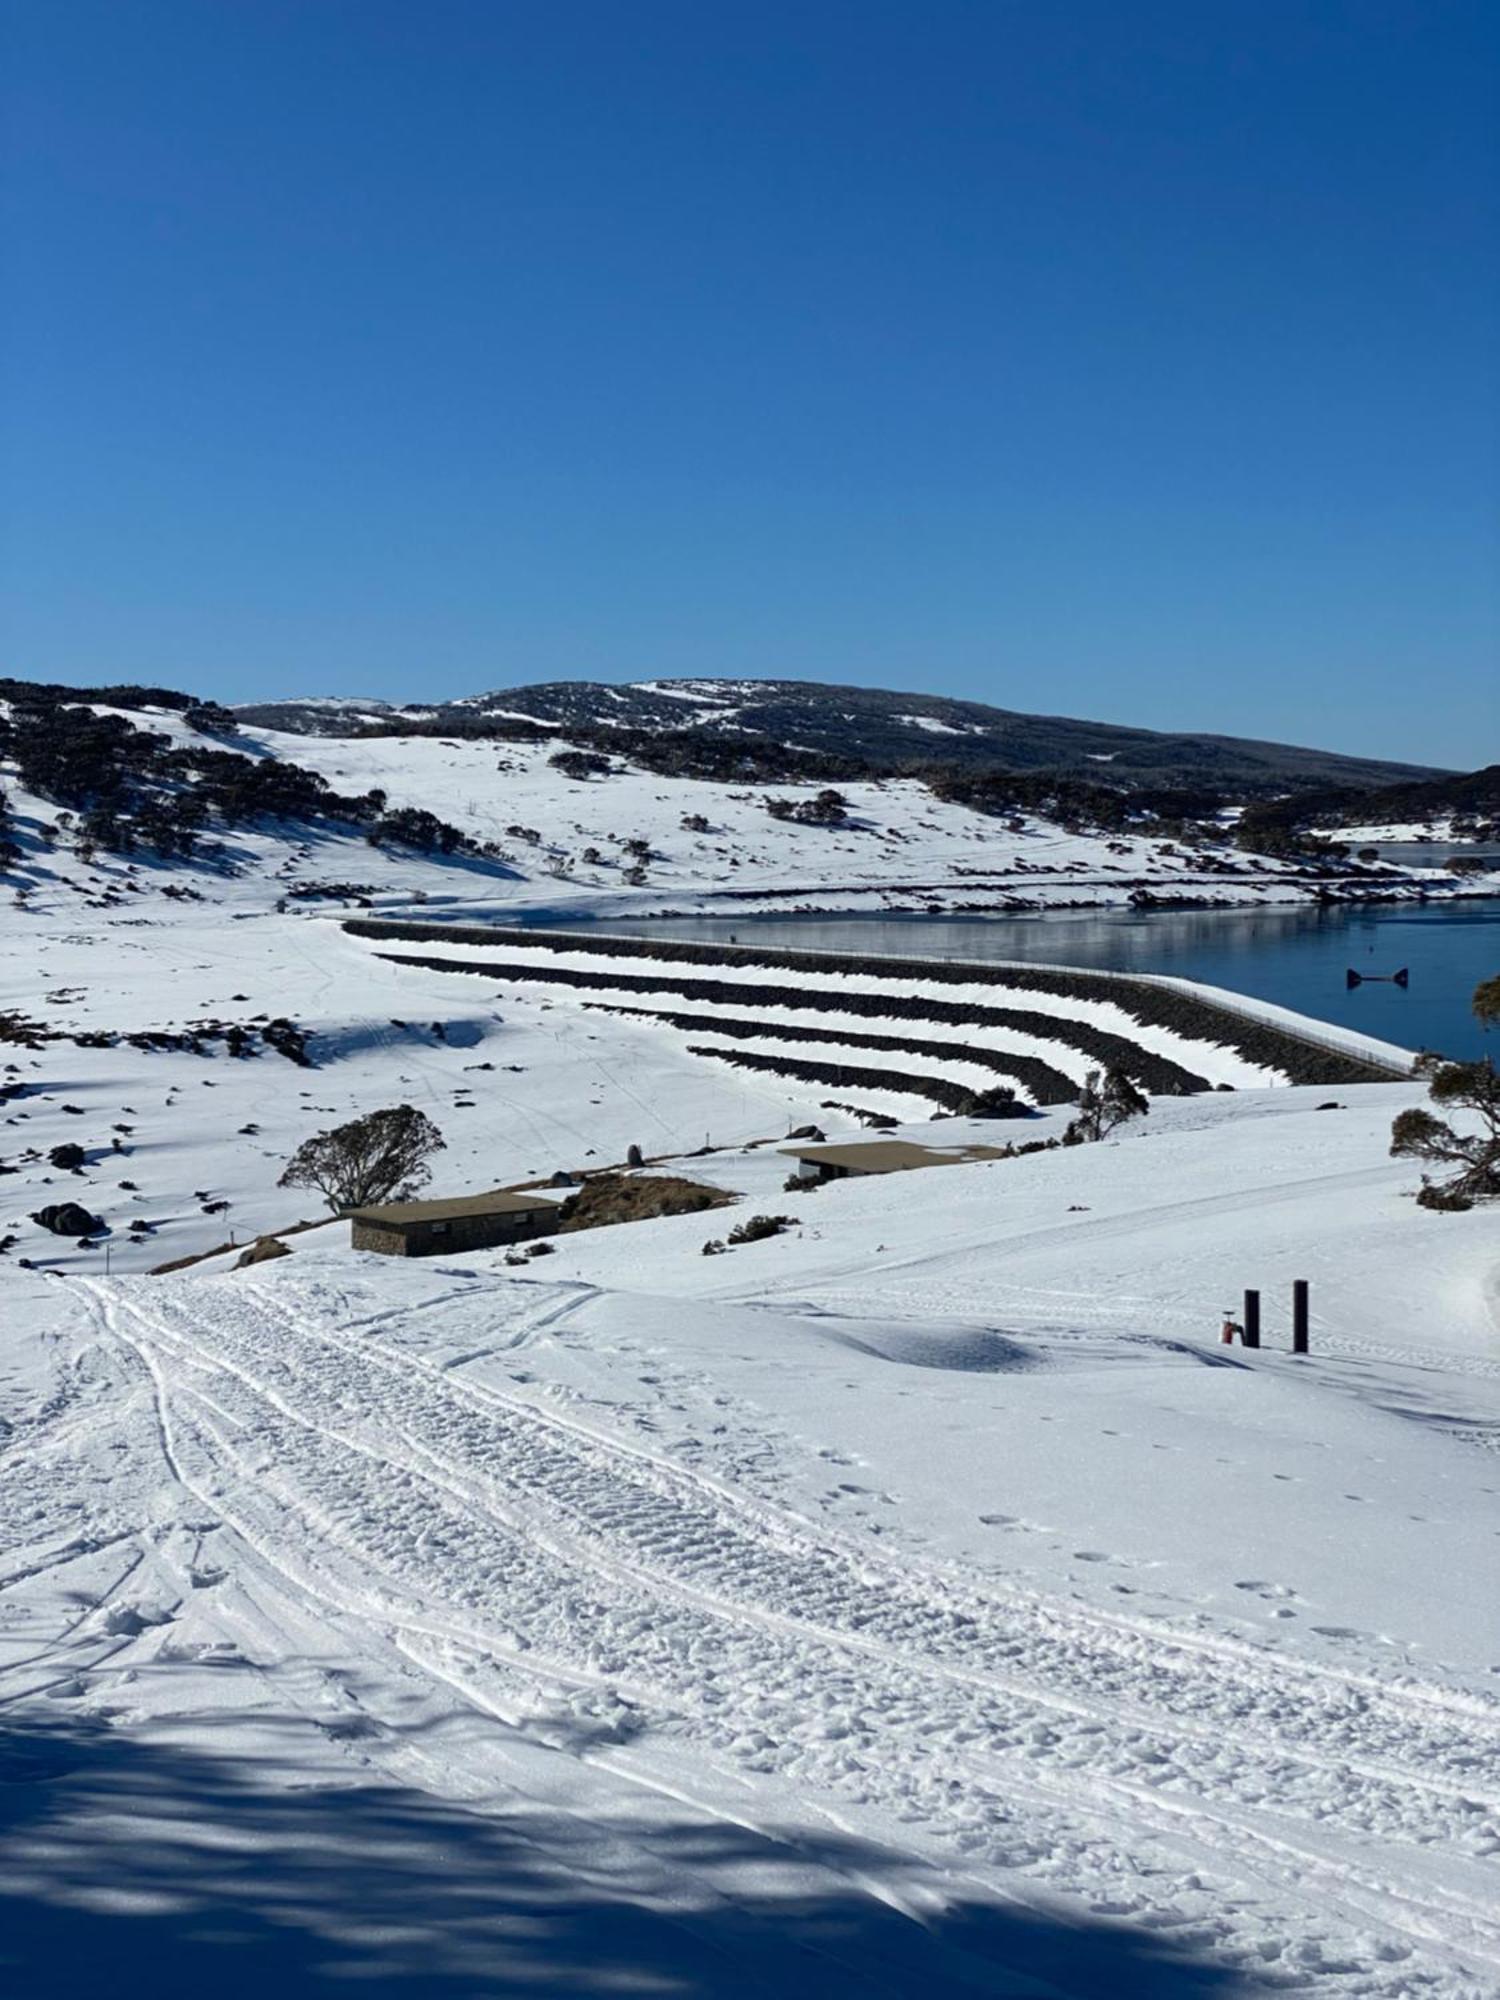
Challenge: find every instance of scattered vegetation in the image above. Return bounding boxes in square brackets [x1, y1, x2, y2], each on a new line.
[1237, 766, 1499, 852]
[0, 690, 479, 865]
[557, 1173, 729, 1233]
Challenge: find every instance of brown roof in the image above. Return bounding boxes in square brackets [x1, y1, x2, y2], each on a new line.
[351, 1189, 559, 1227]
[778, 1140, 1007, 1174]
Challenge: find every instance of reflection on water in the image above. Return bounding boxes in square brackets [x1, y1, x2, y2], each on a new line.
[601, 899, 1500, 1059]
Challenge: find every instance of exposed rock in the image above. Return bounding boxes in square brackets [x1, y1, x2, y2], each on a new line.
[236, 1235, 291, 1269]
[31, 1201, 104, 1237]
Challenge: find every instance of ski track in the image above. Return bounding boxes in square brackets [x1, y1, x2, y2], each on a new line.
[44, 1272, 1500, 1996]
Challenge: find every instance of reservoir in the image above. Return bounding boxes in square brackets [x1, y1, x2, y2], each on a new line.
[600, 897, 1500, 1060]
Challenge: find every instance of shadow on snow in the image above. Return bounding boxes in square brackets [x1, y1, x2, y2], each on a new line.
[0, 1708, 1263, 1999]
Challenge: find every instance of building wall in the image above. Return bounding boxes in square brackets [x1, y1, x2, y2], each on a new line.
[350, 1221, 410, 1255]
[352, 1208, 554, 1258]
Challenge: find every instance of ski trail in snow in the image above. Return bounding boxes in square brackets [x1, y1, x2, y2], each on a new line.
[74, 1274, 1500, 1996]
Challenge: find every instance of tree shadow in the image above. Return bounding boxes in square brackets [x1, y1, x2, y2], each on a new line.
[0, 1709, 1268, 1999]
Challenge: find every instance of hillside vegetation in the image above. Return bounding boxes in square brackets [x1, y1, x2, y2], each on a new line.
[233, 674, 1444, 795]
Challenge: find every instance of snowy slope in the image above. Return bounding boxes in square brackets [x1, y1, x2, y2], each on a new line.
[4, 1087, 1500, 1996]
[4, 700, 1499, 1996]
[235, 721, 1474, 920]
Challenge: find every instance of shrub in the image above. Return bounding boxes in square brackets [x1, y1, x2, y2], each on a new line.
[1415, 1182, 1473, 1212]
[764, 788, 848, 827]
[549, 749, 613, 781]
[953, 1084, 1025, 1119]
[726, 1213, 793, 1246]
[367, 806, 470, 855]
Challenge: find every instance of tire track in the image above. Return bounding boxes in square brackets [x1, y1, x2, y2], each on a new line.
[81, 1276, 1500, 1994]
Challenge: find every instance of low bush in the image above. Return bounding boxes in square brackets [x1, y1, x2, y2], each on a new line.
[726, 1213, 793, 1246]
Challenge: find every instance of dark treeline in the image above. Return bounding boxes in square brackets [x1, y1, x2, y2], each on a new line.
[1238, 766, 1500, 851]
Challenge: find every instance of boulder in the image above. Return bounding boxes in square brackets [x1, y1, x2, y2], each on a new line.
[31, 1202, 104, 1237]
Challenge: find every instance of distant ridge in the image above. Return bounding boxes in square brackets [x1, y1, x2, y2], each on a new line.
[234, 676, 1445, 795]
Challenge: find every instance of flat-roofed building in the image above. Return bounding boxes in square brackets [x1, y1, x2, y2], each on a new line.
[780, 1139, 1008, 1184]
[350, 1190, 557, 1257]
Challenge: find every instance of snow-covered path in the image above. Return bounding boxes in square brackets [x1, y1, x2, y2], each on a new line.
[7, 1256, 1496, 1996]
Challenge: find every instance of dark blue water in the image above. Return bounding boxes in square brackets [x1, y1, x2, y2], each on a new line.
[602, 900, 1500, 1059]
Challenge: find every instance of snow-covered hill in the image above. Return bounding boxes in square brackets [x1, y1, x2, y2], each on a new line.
[233, 674, 1446, 793]
[202, 718, 1473, 920]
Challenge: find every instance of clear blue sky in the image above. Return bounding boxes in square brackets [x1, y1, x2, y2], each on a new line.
[2, 2, 1495, 764]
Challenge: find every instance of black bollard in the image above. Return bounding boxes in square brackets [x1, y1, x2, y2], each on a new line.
[1242, 1288, 1260, 1350]
[1292, 1279, 1309, 1355]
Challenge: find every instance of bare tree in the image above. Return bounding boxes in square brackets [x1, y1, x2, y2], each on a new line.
[1063, 1067, 1148, 1146]
[279, 1105, 446, 1212]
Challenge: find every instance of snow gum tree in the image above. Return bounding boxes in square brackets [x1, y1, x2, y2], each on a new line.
[279, 1105, 446, 1212]
[1390, 1051, 1500, 1212]
[1062, 1068, 1149, 1145]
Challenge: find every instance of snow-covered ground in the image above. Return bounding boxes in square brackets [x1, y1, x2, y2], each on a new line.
[242, 722, 1479, 920]
[1337, 821, 1465, 845]
[1, 713, 1422, 1283]
[4, 708, 1499, 1995]
[5, 1086, 1500, 1997]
